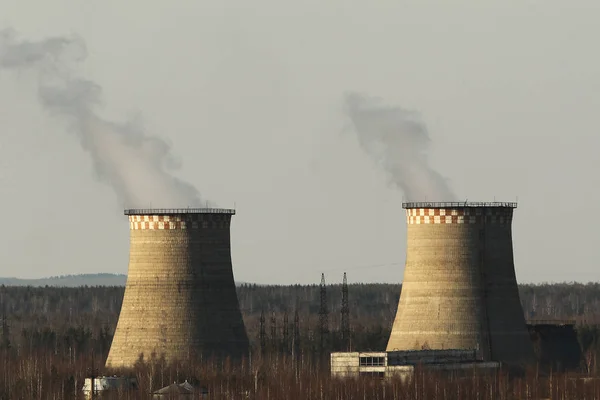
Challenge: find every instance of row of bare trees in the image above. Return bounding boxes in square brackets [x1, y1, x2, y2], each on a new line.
[4, 349, 600, 399]
[1, 283, 600, 397]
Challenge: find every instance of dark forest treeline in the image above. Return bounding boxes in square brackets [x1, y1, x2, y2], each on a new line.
[3, 283, 600, 398]
[2, 283, 600, 356]
[5, 282, 600, 322]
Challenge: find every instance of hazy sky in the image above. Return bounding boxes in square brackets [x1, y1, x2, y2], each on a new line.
[0, 1, 599, 284]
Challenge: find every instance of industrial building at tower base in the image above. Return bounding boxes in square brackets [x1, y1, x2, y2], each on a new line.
[331, 350, 500, 380]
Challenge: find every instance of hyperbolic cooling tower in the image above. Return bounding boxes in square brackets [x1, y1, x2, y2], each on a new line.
[387, 202, 534, 366]
[105, 208, 249, 368]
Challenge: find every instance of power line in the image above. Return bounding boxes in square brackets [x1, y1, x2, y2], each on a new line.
[320, 262, 403, 273]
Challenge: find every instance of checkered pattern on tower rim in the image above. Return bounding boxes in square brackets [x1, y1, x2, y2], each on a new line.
[129, 214, 232, 230]
[406, 208, 514, 225]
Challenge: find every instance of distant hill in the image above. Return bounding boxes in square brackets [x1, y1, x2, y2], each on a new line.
[0, 273, 127, 287]
[0, 273, 250, 287]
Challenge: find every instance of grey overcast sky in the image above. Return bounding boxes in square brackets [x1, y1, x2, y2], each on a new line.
[0, 1, 599, 284]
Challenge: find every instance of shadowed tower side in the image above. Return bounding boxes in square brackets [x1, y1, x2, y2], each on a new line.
[105, 209, 249, 368]
[387, 202, 534, 366]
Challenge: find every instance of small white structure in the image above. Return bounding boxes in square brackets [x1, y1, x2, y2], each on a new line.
[330, 352, 412, 381]
[152, 380, 208, 399]
[330, 350, 500, 381]
[82, 376, 137, 398]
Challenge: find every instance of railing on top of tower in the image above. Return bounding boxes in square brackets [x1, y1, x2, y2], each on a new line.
[124, 208, 236, 215]
[402, 201, 517, 209]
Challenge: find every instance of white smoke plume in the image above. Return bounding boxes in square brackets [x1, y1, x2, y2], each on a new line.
[344, 92, 456, 202]
[0, 29, 207, 209]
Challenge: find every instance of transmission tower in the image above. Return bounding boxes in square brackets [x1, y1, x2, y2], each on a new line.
[0, 292, 9, 350]
[283, 311, 289, 354]
[270, 311, 277, 351]
[293, 307, 300, 359]
[341, 272, 350, 351]
[318, 273, 329, 356]
[0, 314, 7, 349]
[259, 310, 266, 355]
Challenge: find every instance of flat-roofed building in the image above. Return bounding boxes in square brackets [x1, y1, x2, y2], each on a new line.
[331, 350, 500, 381]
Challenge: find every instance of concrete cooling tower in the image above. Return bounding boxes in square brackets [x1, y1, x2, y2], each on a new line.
[387, 202, 534, 366]
[105, 208, 249, 368]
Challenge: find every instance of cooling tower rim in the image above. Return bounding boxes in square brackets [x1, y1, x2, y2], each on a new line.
[124, 208, 235, 216]
[402, 201, 517, 209]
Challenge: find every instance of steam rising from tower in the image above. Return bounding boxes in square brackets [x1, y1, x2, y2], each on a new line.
[0, 29, 205, 208]
[344, 92, 456, 202]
